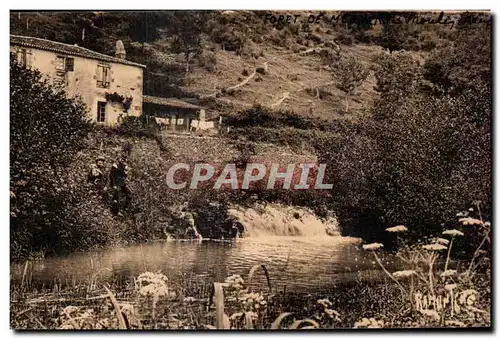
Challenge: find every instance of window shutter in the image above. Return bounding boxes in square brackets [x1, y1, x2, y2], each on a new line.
[105, 67, 111, 85]
[56, 56, 65, 71]
[26, 51, 33, 67]
[96, 65, 102, 80]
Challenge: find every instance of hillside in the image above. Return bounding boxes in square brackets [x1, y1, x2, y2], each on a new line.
[10, 10, 491, 260]
[10, 10, 452, 120]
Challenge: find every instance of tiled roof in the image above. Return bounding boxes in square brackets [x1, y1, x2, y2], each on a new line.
[10, 35, 146, 68]
[143, 95, 203, 110]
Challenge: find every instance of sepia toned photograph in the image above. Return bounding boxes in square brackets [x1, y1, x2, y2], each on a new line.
[9, 9, 491, 330]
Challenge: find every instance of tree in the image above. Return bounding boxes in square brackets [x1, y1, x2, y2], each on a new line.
[377, 12, 410, 53]
[371, 51, 422, 120]
[332, 55, 369, 113]
[10, 55, 93, 259]
[423, 22, 491, 95]
[168, 11, 207, 74]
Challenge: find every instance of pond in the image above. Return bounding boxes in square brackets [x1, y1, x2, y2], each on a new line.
[11, 235, 399, 293]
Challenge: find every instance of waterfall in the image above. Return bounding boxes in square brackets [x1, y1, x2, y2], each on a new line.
[227, 203, 340, 238]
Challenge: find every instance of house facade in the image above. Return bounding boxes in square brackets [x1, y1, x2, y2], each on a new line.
[10, 35, 146, 125]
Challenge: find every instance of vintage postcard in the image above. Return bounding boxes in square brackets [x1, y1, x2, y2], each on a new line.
[10, 10, 491, 330]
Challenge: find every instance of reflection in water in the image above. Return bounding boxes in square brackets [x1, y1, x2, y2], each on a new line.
[11, 236, 399, 292]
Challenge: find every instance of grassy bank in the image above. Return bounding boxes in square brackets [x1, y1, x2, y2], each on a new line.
[10, 265, 491, 330]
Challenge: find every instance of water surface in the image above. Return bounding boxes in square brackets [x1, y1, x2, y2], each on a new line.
[11, 236, 398, 293]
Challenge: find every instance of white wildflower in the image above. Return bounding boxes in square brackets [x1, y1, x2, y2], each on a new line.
[385, 225, 408, 233]
[442, 229, 464, 237]
[324, 308, 341, 321]
[459, 217, 483, 226]
[422, 244, 447, 251]
[354, 317, 384, 328]
[317, 298, 333, 307]
[224, 274, 245, 291]
[362, 243, 384, 251]
[435, 238, 450, 245]
[239, 292, 266, 312]
[136, 271, 169, 297]
[229, 312, 243, 321]
[392, 270, 417, 279]
[245, 311, 259, 320]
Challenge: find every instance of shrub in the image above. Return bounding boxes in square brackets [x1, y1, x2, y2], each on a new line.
[198, 50, 217, 72]
[423, 24, 490, 94]
[10, 54, 94, 260]
[331, 55, 369, 113]
[378, 19, 409, 53]
[336, 33, 353, 45]
[119, 115, 159, 138]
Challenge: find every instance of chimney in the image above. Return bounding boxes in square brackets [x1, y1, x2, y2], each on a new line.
[115, 40, 126, 59]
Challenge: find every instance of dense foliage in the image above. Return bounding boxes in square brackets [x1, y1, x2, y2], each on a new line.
[10, 56, 96, 260]
[323, 23, 490, 244]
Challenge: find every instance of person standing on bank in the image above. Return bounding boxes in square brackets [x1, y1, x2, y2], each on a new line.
[88, 155, 107, 194]
[110, 151, 132, 216]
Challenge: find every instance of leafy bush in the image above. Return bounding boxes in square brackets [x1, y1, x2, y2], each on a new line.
[198, 50, 217, 72]
[119, 115, 159, 138]
[10, 55, 95, 260]
[423, 24, 490, 95]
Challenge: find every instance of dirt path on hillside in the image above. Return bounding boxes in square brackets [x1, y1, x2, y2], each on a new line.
[199, 47, 341, 111]
[269, 91, 290, 109]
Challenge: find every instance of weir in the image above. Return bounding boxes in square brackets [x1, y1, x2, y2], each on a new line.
[227, 203, 340, 238]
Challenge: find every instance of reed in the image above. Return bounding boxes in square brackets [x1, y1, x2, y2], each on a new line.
[270, 312, 293, 329]
[247, 264, 271, 293]
[104, 286, 128, 329]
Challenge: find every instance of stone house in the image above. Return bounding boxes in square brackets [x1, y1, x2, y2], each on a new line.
[10, 35, 146, 125]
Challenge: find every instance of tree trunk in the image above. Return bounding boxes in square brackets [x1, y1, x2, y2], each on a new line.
[185, 52, 190, 74]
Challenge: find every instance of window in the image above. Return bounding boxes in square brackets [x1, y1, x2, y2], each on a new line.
[97, 102, 107, 123]
[16, 48, 31, 67]
[65, 58, 74, 71]
[54, 56, 74, 87]
[55, 56, 74, 72]
[97, 64, 111, 88]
